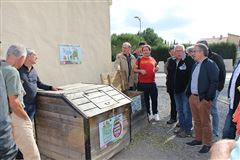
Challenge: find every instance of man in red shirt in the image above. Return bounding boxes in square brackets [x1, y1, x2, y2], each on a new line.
[134, 44, 159, 121]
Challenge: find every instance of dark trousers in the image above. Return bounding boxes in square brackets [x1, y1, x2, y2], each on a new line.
[222, 108, 236, 139]
[137, 82, 158, 114]
[168, 92, 177, 121]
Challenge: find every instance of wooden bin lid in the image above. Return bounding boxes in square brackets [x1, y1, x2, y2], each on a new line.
[37, 83, 131, 118]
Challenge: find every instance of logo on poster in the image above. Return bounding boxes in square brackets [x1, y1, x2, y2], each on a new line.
[112, 118, 122, 138]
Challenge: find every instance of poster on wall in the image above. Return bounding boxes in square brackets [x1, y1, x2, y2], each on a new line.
[131, 95, 142, 113]
[98, 114, 123, 149]
[59, 44, 82, 64]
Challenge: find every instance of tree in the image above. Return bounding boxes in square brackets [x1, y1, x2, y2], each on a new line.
[139, 28, 165, 47]
[111, 33, 144, 61]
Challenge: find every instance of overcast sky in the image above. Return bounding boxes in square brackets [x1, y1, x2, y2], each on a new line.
[110, 0, 240, 44]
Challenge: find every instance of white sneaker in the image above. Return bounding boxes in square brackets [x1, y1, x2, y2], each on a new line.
[148, 114, 153, 121]
[153, 114, 160, 121]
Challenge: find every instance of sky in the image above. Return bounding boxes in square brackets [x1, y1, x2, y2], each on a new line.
[110, 0, 240, 44]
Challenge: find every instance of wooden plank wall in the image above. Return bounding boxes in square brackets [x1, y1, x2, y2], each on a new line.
[124, 91, 148, 136]
[100, 71, 129, 91]
[88, 105, 130, 160]
[36, 96, 85, 160]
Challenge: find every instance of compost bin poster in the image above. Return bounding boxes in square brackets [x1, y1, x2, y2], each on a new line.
[99, 114, 123, 149]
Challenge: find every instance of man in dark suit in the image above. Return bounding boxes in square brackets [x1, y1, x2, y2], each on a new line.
[186, 43, 219, 153]
[197, 40, 226, 137]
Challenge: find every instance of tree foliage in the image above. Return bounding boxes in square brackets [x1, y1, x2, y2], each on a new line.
[111, 28, 167, 61]
[111, 33, 144, 61]
[209, 42, 237, 64]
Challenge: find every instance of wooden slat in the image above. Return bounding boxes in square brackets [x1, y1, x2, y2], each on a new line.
[100, 71, 128, 91]
[76, 102, 97, 111]
[112, 94, 125, 101]
[37, 96, 81, 117]
[72, 97, 90, 105]
[88, 106, 131, 160]
[90, 95, 112, 104]
[36, 110, 83, 126]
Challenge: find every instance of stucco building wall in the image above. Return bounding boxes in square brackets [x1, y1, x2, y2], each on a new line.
[0, 0, 112, 86]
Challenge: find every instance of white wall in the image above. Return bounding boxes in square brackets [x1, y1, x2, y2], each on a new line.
[0, 0, 112, 86]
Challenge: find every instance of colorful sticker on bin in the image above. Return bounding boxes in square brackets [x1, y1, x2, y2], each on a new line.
[131, 95, 142, 113]
[99, 114, 123, 149]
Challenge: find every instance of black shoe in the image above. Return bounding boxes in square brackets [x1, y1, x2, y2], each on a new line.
[167, 119, 177, 124]
[199, 145, 211, 153]
[174, 128, 183, 134]
[176, 122, 180, 128]
[186, 140, 202, 146]
[177, 130, 192, 138]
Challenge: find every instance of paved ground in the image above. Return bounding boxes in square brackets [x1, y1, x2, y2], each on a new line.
[112, 73, 230, 160]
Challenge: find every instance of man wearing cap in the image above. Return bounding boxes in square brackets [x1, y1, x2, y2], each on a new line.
[186, 43, 219, 153]
[114, 42, 137, 90]
[197, 40, 226, 138]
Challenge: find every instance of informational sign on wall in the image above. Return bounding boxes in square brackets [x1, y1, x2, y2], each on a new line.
[59, 44, 82, 64]
[99, 114, 123, 149]
[131, 95, 142, 113]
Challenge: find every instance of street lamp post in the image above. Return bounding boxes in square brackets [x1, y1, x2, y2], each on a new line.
[134, 16, 141, 34]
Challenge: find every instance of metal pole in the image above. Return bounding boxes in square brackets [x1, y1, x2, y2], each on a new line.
[134, 16, 141, 33]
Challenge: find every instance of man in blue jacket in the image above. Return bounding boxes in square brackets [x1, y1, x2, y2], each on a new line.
[186, 43, 219, 153]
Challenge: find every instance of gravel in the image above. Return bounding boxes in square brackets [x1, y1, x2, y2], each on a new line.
[112, 85, 229, 160]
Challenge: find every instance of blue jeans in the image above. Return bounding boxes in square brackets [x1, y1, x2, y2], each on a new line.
[222, 108, 236, 139]
[24, 103, 36, 121]
[0, 116, 18, 160]
[174, 92, 192, 132]
[211, 90, 220, 136]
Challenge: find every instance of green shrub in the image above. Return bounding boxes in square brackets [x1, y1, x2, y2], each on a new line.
[209, 42, 237, 64]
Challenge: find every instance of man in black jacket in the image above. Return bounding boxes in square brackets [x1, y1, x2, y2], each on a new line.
[165, 46, 177, 124]
[172, 44, 195, 137]
[197, 40, 226, 137]
[186, 43, 219, 153]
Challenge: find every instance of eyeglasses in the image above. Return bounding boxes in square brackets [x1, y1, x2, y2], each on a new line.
[192, 50, 202, 53]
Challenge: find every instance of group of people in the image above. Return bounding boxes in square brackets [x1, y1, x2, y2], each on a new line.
[114, 40, 240, 155]
[0, 44, 59, 160]
[1, 40, 240, 159]
[114, 41, 160, 121]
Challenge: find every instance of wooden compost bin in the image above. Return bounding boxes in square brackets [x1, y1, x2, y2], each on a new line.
[35, 83, 131, 160]
[100, 71, 148, 136]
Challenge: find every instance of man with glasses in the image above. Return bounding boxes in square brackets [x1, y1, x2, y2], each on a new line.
[172, 44, 195, 137]
[197, 40, 226, 138]
[186, 43, 219, 153]
[18, 48, 59, 121]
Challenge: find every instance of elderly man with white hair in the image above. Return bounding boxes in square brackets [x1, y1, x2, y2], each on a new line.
[1, 44, 40, 160]
[0, 45, 18, 160]
[172, 44, 195, 138]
